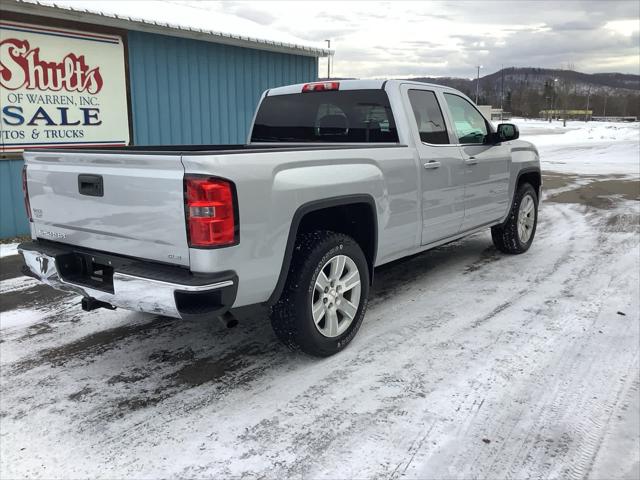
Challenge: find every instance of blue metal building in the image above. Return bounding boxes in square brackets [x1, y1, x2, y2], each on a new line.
[1, 0, 326, 238]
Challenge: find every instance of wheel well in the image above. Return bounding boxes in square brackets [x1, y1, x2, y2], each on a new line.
[297, 202, 377, 279]
[517, 170, 542, 195]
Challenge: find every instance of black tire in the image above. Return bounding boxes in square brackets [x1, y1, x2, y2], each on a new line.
[270, 231, 370, 357]
[491, 182, 538, 254]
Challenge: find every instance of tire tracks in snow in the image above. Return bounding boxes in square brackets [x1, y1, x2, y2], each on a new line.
[1, 195, 638, 479]
[184, 205, 616, 478]
[404, 204, 639, 479]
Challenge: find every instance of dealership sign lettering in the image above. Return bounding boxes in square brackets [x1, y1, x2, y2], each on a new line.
[1, 38, 104, 93]
[0, 21, 130, 151]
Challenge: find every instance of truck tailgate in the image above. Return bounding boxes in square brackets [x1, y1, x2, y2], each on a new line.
[24, 151, 189, 267]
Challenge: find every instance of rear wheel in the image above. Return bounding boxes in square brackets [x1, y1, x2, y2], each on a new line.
[491, 182, 538, 254]
[270, 231, 369, 357]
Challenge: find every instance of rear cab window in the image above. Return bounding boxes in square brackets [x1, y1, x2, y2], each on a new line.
[251, 90, 399, 143]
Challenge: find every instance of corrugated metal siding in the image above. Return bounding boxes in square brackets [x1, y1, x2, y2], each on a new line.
[0, 158, 29, 238]
[127, 31, 318, 145]
[1, 30, 319, 239]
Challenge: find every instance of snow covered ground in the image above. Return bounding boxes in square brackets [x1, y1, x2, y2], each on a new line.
[0, 243, 19, 259]
[517, 118, 640, 176]
[0, 121, 638, 479]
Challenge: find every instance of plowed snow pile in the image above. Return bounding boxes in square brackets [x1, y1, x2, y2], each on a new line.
[516, 119, 640, 176]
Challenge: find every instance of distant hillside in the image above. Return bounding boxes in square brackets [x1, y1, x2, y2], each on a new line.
[409, 67, 640, 118]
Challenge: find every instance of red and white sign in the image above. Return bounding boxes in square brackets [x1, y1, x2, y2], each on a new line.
[0, 21, 130, 151]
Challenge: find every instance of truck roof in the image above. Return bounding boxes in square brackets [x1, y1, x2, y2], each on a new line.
[267, 79, 457, 96]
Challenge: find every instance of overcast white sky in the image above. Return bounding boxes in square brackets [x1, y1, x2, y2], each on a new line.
[44, 0, 640, 78]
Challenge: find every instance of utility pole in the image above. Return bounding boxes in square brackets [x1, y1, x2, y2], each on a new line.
[475, 65, 482, 104]
[551, 78, 558, 121]
[500, 65, 504, 121]
[603, 94, 607, 117]
[585, 89, 591, 122]
[561, 76, 567, 127]
[546, 96, 551, 122]
[325, 40, 331, 79]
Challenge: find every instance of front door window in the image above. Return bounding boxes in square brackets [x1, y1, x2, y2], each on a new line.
[444, 93, 488, 144]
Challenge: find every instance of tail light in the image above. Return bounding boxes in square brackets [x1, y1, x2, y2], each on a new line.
[22, 165, 32, 222]
[302, 81, 340, 92]
[184, 175, 238, 248]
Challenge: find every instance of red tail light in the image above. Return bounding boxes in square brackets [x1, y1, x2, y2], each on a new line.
[302, 81, 340, 92]
[22, 165, 32, 222]
[184, 176, 238, 247]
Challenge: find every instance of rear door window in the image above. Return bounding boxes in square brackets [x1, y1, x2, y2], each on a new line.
[251, 90, 399, 143]
[407, 90, 450, 144]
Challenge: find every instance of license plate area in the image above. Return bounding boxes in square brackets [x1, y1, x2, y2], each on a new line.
[57, 252, 114, 293]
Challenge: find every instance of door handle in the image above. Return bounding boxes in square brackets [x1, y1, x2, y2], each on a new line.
[423, 161, 441, 169]
[465, 157, 478, 165]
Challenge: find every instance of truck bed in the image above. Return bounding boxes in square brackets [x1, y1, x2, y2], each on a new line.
[27, 143, 404, 155]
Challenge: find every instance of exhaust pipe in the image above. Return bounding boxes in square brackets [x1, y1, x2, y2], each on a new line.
[81, 296, 116, 312]
[218, 311, 238, 329]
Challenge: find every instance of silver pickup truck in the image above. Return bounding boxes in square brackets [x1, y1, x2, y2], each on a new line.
[19, 79, 541, 356]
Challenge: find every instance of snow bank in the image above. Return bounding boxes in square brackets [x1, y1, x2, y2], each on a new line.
[512, 119, 640, 176]
[509, 118, 584, 135]
[521, 120, 640, 146]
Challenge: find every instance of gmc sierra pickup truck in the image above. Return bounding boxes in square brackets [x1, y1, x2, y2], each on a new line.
[19, 79, 541, 357]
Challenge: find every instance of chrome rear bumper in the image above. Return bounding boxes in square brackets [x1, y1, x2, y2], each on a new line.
[19, 242, 236, 319]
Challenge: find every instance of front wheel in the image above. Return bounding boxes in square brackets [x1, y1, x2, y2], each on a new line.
[270, 231, 370, 357]
[491, 182, 538, 254]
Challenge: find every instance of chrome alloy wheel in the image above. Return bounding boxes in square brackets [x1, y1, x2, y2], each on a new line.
[517, 193, 536, 243]
[311, 255, 362, 338]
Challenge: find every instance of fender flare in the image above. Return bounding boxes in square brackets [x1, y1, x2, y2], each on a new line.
[266, 194, 378, 305]
[496, 166, 542, 226]
[514, 166, 542, 197]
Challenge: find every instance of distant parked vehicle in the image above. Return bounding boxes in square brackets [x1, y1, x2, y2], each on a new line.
[19, 80, 541, 356]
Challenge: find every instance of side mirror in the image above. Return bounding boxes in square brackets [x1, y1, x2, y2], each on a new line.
[496, 123, 519, 142]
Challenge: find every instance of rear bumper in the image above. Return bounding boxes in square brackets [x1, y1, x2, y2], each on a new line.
[18, 241, 237, 319]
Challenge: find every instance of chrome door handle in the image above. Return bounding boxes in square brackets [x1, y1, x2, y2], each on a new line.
[465, 157, 478, 165]
[423, 161, 441, 169]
